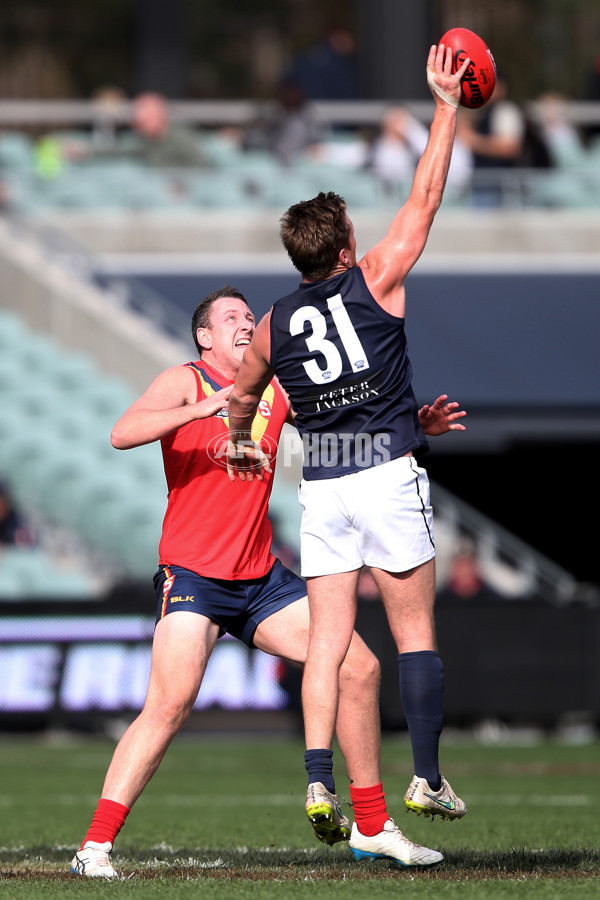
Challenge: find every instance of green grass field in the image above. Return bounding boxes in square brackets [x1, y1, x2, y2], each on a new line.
[0, 730, 598, 898]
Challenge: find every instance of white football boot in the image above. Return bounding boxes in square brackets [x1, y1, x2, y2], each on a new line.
[70, 841, 120, 878]
[404, 774, 467, 820]
[305, 781, 351, 845]
[349, 818, 443, 867]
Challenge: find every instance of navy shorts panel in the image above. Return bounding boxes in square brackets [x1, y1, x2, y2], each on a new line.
[153, 559, 306, 647]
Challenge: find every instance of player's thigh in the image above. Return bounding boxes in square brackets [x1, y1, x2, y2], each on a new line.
[306, 569, 361, 661]
[146, 611, 220, 706]
[254, 570, 360, 664]
[371, 558, 437, 652]
[253, 595, 310, 664]
[253, 594, 378, 684]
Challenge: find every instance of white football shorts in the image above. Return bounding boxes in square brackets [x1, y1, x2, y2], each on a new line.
[298, 455, 435, 577]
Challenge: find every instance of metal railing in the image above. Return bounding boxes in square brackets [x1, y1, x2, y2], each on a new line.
[0, 98, 599, 128]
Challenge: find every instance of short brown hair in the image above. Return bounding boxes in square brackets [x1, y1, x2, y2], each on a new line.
[191, 285, 249, 355]
[279, 191, 350, 281]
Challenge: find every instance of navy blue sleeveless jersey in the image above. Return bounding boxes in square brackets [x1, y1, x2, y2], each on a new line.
[269, 267, 428, 480]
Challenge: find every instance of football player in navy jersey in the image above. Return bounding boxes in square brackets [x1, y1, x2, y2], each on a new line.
[227, 43, 469, 865]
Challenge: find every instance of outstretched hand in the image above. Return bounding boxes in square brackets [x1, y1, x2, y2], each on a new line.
[418, 395, 466, 436]
[426, 42, 470, 109]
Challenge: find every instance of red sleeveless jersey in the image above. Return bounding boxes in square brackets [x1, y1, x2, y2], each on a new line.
[158, 360, 289, 579]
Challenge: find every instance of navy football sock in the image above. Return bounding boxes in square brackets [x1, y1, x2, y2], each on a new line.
[304, 748, 335, 793]
[398, 650, 444, 791]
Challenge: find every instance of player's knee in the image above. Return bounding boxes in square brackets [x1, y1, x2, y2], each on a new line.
[144, 690, 196, 733]
[340, 648, 380, 696]
[362, 651, 381, 692]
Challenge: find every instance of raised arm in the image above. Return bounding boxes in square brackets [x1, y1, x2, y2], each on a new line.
[360, 43, 470, 313]
[111, 365, 232, 450]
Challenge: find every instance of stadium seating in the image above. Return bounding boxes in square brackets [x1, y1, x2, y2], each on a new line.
[186, 169, 262, 208]
[2, 116, 599, 213]
[0, 544, 98, 599]
[0, 132, 33, 171]
[0, 308, 166, 587]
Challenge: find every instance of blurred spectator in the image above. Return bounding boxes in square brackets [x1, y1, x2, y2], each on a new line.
[244, 80, 324, 167]
[535, 92, 588, 168]
[33, 132, 66, 180]
[436, 543, 501, 603]
[0, 481, 36, 548]
[60, 91, 209, 172]
[457, 71, 526, 205]
[368, 107, 426, 184]
[582, 51, 600, 143]
[121, 92, 208, 168]
[367, 105, 473, 198]
[37, 87, 129, 165]
[458, 72, 525, 164]
[90, 85, 128, 153]
[519, 110, 554, 170]
[284, 24, 359, 101]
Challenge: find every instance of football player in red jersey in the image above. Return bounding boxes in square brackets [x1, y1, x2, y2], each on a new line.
[71, 285, 465, 878]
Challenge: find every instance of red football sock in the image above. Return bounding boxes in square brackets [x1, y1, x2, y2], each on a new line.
[81, 798, 130, 848]
[349, 782, 389, 836]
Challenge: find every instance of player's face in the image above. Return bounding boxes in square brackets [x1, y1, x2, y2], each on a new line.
[204, 297, 256, 369]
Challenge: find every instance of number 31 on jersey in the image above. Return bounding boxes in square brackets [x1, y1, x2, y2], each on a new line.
[288, 293, 370, 385]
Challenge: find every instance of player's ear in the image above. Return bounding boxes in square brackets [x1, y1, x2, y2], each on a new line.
[339, 246, 352, 266]
[196, 327, 212, 350]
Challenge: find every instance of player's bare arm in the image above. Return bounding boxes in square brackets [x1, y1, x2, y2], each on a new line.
[360, 43, 470, 314]
[285, 403, 298, 427]
[270, 376, 296, 426]
[111, 365, 232, 450]
[227, 313, 275, 481]
[418, 394, 467, 436]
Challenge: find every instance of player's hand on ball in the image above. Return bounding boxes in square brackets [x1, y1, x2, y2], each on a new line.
[439, 28, 497, 108]
[427, 43, 470, 109]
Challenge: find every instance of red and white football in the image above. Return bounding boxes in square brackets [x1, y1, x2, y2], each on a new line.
[439, 27, 496, 109]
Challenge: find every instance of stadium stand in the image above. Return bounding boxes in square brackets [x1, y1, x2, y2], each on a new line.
[1, 98, 600, 214]
[0, 308, 166, 589]
[0, 545, 95, 600]
[2, 101, 597, 606]
[1, 292, 580, 606]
